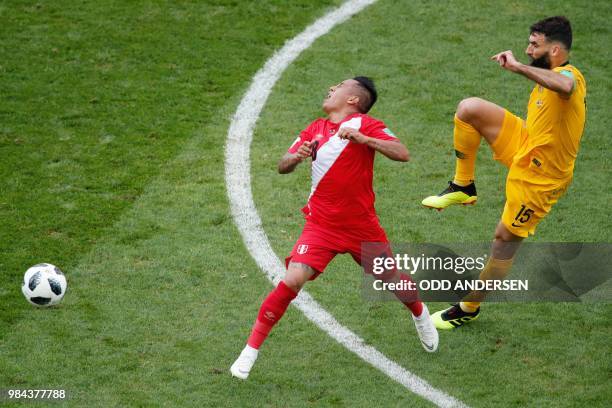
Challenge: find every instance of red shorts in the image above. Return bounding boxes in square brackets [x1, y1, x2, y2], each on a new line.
[285, 220, 392, 280]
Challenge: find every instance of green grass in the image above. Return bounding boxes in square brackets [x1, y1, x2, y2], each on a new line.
[1, 0, 611, 407]
[252, 0, 611, 406]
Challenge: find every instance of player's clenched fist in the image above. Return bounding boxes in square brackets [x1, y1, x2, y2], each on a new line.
[296, 141, 313, 160]
[491, 50, 522, 72]
[338, 127, 369, 144]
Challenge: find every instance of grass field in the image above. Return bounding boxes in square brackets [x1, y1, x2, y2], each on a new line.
[1, 0, 611, 407]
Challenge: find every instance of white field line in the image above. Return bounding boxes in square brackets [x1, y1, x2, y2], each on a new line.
[224, 1, 468, 407]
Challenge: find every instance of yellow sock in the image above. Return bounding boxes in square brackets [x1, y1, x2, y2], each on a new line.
[453, 115, 481, 186]
[459, 301, 480, 313]
[460, 257, 514, 311]
[479, 257, 514, 281]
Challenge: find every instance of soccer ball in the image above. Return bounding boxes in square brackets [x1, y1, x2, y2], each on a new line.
[21, 263, 67, 307]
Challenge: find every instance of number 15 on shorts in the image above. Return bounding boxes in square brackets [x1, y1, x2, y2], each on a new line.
[512, 204, 534, 227]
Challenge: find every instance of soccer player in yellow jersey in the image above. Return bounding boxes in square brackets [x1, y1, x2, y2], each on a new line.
[421, 16, 587, 329]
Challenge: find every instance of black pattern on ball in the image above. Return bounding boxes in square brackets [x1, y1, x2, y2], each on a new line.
[54, 266, 64, 275]
[31, 297, 51, 305]
[29, 271, 41, 291]
[48, 277, 62, 295]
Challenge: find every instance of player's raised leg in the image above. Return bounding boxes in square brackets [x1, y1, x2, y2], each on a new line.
[431, 221, 523, 329]
[422, 97, 506, 210]
[230, 262, 314, 380]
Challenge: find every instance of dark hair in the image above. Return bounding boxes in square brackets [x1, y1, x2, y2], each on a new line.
[530, 16, 572, 50]
[353, 76, 377, 113]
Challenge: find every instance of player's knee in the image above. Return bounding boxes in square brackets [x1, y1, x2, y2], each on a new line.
[492, 223, 523, 258]
[494, 222, 519, 242]
[282, 275, 305, 292]
[283, 264, 312, 292]
[456, 97, 484, 123]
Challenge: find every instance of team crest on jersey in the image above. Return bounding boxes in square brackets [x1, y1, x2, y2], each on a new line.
[297, 244, 308, 254]
[536, 99, 543, 108]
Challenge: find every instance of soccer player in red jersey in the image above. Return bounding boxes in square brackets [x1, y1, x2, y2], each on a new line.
[230, 77, 438, 380]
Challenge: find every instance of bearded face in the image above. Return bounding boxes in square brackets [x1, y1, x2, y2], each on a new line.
[526, 32, 553, 70]
[529, 52, 552, 69]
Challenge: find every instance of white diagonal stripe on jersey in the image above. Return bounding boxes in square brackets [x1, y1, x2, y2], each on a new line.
[310, 135, 350, 199]
[339, 116, 362, 131]
[309, 116, 361, 199]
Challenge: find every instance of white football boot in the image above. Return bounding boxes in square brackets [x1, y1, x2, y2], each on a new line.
[230, 345, 259, 380]
[412, 304, 439, 352]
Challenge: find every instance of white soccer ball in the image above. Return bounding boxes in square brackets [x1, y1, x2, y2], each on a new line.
[21, 263, 68, 307]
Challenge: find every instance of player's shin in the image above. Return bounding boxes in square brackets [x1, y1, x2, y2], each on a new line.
[246, 281, 298, 349]
[460, 256, 514, 312]
[232, 282, 297, 379]
[453, 115, 481, 186]
[379, 271, 423, 316]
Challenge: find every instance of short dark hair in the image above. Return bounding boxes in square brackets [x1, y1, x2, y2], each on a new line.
[530, 16, 572, 50]
[353, 76, 377, 113]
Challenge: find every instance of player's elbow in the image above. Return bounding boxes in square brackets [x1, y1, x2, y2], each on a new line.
[559, 77, 574, 96]
[278, 153, 299, 174]
[397, 147, 410, 162]
[397, 152, 410, 162]
[278, 160, 295, 174]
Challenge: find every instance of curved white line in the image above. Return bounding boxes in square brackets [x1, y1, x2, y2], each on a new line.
[224, 1, 468, 407]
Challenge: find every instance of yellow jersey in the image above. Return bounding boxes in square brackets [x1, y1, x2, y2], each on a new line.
[517, 64, 586, 179]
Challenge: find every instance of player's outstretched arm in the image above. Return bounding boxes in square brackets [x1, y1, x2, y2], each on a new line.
[338, 128, 409, 162]
[491, 50, 574, 97]
[515, 64, 574, 97]
[278, 141, 313, 174]
[366, 138, 410, 162]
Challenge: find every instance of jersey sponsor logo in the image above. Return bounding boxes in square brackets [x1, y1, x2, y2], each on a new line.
[297, 244, 309, 255]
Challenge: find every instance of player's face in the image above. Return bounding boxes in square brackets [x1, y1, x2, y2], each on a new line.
[322, 79, 358, 113]
[526, 32, 552, 69]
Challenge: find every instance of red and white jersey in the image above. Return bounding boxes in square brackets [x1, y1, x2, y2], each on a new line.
[287, 113, 399, 229]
